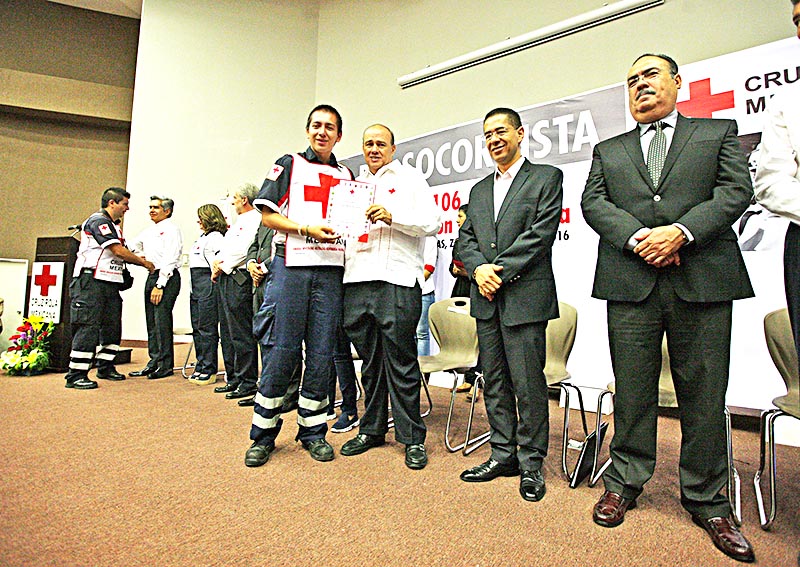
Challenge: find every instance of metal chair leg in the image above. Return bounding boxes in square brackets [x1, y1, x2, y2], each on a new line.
[179, 337, 195, 378]
[463, 372, 490, 456]
[754, 408, 783, 530]
[444, 371, 467, 452]
[589, 389, 614, 487]
[420, 374, 433, 419]
[558, 382, 594, 481]
[725, 406, 742, 526]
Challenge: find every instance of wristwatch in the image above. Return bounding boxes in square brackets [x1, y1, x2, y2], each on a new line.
[155, 284, 164, 290]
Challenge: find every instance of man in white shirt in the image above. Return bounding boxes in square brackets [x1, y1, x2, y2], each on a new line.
[128, 196, 183, 380]
[339, 124, 440, 470]
[211, 184, 262, 400]
[755, 0, 800, 376]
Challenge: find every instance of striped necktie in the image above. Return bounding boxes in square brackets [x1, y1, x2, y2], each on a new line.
[647, 121, 667, 186]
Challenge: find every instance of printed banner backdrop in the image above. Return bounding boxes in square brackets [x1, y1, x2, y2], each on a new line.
[342, 38, 799, 411]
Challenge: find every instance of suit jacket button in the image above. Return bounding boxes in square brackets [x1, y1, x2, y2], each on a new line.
[653, 195, 662, 202]
[490, 243, 496, 248]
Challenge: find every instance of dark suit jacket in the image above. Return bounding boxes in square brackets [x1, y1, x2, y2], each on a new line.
[246, 224, 274, 300]
[459, 158, 563, 326]
[581, 114, 754, 303]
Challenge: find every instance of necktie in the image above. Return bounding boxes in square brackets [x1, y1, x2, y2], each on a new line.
[647, 121, 667, 186]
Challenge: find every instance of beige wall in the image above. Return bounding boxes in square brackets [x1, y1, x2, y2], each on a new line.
[316, 0, 794, 158]
[0, 0, 139, 262]
[122, 0, 321, 338]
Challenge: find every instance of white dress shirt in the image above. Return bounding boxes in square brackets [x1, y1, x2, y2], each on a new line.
[189, 231, 225, 269]
[420, 235, 438, 293]
[345, 159, 441, 287]
[128, 217, 183, 287]
[493, 155, 525, 222]
[755, 83, 800, 225]
[625, 109, 693, 248]
[216, 208, 261, 272]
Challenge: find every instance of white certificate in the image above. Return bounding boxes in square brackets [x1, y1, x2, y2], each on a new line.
[326, 180, 376, 239]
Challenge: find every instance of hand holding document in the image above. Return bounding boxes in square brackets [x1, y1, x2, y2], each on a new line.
[326, 180, 376, 239]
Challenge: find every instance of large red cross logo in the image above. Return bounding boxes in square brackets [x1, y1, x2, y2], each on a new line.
[34, 265, 58, 297]
[304, 173, 342, 219]
[676, 78, 735, 118]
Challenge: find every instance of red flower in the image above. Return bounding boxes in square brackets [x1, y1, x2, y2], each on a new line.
[8, 334, 20, 341]
[16, 326, 26, 332]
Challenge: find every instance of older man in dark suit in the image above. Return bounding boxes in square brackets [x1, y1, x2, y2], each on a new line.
[457, 107, 563, 502]
[581, 53, 755, 563]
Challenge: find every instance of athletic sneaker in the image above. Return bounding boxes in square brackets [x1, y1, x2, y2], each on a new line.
[331, 412, 360, 433]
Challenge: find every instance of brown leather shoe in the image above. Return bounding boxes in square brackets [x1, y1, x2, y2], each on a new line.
[592, 490, 637, 527]
[692, 515, 755, 563]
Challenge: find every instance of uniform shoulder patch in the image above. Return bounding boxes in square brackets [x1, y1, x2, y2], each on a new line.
[266, 164, 284, 181]
[98, 223, 112, 235]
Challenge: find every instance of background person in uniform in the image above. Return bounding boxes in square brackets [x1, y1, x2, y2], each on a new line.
[211, 184, 261, 401]
[65, 187, 155, 389]
[755, 0, 800, 375]
[128, 196, 183, 380]
[416, 235, 438, 356]
[187, 204, 230, 386]
[451, 203, 482, 402]
[245, 104, 352, 466]
[457, 108, 562, 503]
[581, 53, 755, 563]
[241, 222, 301, 410]
[339, 123, 440, 470]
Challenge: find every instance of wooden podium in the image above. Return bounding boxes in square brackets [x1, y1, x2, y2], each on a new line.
[35, 237, 79, 372]
[34, 236, 132, 372]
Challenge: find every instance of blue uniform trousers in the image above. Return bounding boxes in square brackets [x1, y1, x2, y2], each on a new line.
[250, 255, 343, 446]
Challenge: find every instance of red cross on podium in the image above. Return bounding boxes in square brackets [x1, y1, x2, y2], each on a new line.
[34, 264, 58, 296]
[676, 78, 735, 118]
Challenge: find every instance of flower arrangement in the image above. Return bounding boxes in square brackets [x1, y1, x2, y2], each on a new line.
[0, 315, 55, 375]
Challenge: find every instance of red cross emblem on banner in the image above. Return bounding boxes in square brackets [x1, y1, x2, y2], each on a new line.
[676, 78, 735, 118]
[34, 265, 58, 297]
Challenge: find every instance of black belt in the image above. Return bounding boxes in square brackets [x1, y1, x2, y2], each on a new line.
[81, 268, 94, 275]
[275, 243, 285, 258]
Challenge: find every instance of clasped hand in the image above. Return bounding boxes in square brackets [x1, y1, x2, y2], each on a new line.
[474, 263, 503, 302]
[633, 225, 685, 268]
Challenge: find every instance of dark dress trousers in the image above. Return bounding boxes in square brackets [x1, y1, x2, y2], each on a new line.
[580, 114, 754, 519]
[458, 158, 563, 471]
[144, 271, 181, 371]
[246, 224, 301, 399]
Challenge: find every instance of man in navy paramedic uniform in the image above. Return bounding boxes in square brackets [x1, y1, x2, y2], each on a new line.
[245, 104, 353, 466]
[64, 187, 155, 389]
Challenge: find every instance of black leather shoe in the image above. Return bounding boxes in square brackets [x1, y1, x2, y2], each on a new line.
[129, 365, 157, 377]
[65, 377, 98, 390]
[226, 386, 257, 399]
[405, 444, 428, 470]
[96, 368, 125, 381]
[692, 515, 755, 563]
[341, 433, 386, 456]
[244, 443, 274, 467]
[147, 367, 174, 380]
[593, 490, 637, 527]
[302, 438, 334, 462]
[214, 383, 237, 393]
[460, 458, 520, 482]
[238, 396, 255, 407]
[519, 469, 546, 502]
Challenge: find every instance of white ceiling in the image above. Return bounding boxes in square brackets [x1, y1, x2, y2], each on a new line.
[47, 0, 143, 19]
